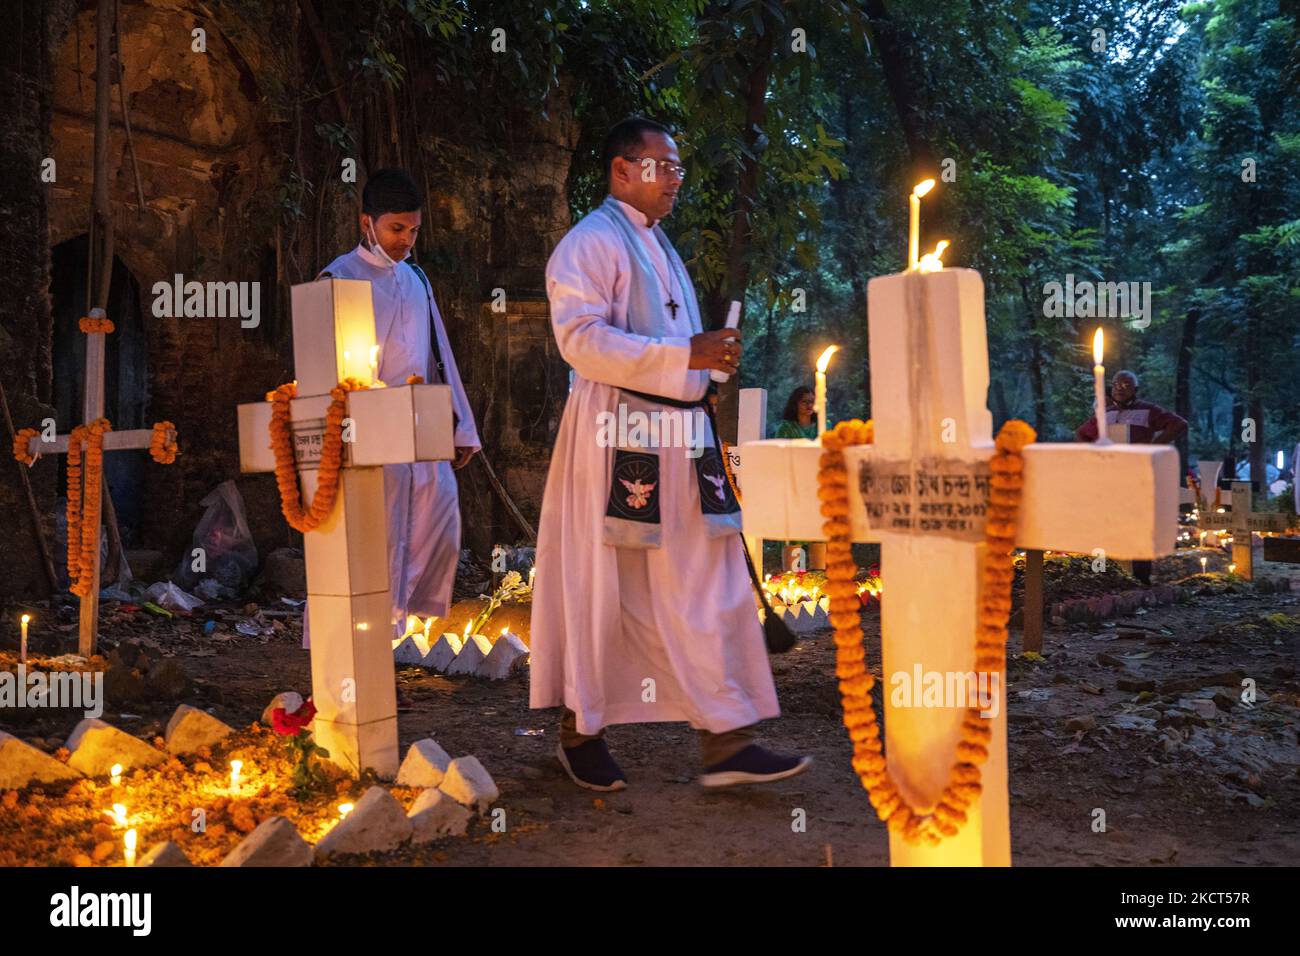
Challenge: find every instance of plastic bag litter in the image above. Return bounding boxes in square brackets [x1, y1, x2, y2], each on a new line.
[174, 480, 258, 591]
[144, 581, 204, 613]
[194, 578, 234, 602]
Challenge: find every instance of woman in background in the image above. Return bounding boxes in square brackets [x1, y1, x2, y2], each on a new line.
[774, 386, 817, 440]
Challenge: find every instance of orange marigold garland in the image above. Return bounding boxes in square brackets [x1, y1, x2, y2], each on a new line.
[78, 315, 115, 334]
[149, 421, 180, 464]
[819, 417, 1035, 846]
[267, 378, 368, 533]
[12, 427, 39, 465]
[66, 418, 112, 597]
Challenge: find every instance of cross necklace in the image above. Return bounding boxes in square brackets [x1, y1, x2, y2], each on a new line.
[645, 230, 680, 321]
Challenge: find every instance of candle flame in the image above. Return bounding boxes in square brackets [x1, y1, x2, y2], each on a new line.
[815, 345, 839, 374]
[338, 803, 354, 819]
[110, 763, 122, 779]
[124, 828, 137, 853]
[912, 178, 935, 198]
[1092, 328, 1104, 365]
[20, 614, 29, 625]
[111, 803, 128, 826]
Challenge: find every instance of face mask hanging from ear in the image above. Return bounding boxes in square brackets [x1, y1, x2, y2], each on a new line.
[365, 219, 399, 268]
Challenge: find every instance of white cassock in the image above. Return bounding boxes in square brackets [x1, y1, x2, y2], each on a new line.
[306, 242, 481, 643]
[529, 198, 779, 736]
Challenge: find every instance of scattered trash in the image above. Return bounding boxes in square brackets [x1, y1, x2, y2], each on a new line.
[144, 581, 204, 613]
[194, 578, 233, 602]
[203, 620, 218, 636]
[235, 620, 267, 638]
[142, 602, 173, 619]
[99, 586, 133, 602]
[1017, 688, 1054, 702]
[280, 597, 305, 608]
[514, 728, 545, 737]
[173, 480, 258, 593]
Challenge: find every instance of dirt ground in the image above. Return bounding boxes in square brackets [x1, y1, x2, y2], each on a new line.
[3, 552, 1299, 867]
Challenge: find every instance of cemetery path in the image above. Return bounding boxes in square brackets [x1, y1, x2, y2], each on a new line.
[2, 556, 1298, 866]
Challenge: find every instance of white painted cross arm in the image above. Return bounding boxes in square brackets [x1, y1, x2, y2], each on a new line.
[740, 438, 1180, 559]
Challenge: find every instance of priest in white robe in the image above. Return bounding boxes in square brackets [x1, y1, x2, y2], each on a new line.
[308, 168, 480, 649]
[530, 118, 810, 791]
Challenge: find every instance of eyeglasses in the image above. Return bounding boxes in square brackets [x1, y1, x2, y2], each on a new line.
[621, 156, 687, 182]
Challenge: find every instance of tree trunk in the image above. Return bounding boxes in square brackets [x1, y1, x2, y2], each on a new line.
[712, 2, 778, 444]
[862, 0, 935, 175]
[1173, 306, 1198, 475]
[1020, 278, 1046, 436]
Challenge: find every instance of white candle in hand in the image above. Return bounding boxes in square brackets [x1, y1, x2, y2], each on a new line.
[1092, 329, 1111, 445]
[814, 346, 840, 441]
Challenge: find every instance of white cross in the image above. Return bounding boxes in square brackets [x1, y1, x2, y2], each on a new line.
[741, 268, 1179, 866]
[237, 279, 455, 778]
[21, 309, 172, 658]
[1200, 481, 1289, 580]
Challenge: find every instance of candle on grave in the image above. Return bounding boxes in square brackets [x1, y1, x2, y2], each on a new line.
[1091, 328, 1111, 446]
[338, 802, 354, 820]
[111, 803, 128, 827]
[123, 828, 137, 867]
[528, 566, 536, 589]
[814, 345, 839, 440]
[229, 759, 243, 792]
[110, 763, 122, 787]
[908, 179, 935, 270]
[19, 614, 29, 664]
[1200, 556, 1208, 573]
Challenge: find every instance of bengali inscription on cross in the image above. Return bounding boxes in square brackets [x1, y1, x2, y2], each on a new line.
[741, 268, 1180, 866]
[237, 279, 454, 778]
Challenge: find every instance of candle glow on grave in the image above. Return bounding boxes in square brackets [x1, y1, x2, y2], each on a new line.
[1092, 329, 1110, 446]
[908, 178, 936, 270]
[815, 345, 839, 439]
[110, 763, 122, 787]
[123, 828, 137, 867]
[229, 760, 243, 792]
[19, 614, 29, 664]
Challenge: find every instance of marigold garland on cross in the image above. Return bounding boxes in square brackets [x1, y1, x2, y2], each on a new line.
[817, 416, 1036, 846]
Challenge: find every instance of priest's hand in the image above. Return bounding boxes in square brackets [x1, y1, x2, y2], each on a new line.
[452, 447, 477, 470]
[689, 329, 743, 374]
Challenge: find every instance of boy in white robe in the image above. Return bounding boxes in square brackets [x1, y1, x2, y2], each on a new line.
[530, 119, 810, 790]
[309, 169, 481, 658]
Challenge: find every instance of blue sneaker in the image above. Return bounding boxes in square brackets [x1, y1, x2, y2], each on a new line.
[557, 739, 628, 792]
[699, 744, 812, 789]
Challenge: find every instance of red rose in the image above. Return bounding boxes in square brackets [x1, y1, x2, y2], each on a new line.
[272, 698, 317, 736]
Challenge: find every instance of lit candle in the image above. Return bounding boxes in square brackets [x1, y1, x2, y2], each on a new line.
[1200, 556, 1208, 573]
[110, 763, 122, 787]
[123, 828, 137, 867]
[19, 614, 29, 664]
[229, 759, 243, 792]
[369, 345, 380, 384]
[1229, 563, 1236, 575]
[917, 239, 950, 273]
[1091, 329, 1111, 445]
[814, 345, 839, 440]
[1278, 450, 1285, 471]
[528, 566, 536, 589]
[908, 179, 936, 270]
[338, 802, 354, 820]
[111, 803, 128, 827]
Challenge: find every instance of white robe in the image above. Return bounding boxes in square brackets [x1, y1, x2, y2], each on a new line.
[308, 243, 481, 642]
[529, 199, 780, 736]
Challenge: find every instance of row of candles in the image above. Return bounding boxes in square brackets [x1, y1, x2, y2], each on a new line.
[104, 756, 360, 866]
[807, 177, 1118, 444]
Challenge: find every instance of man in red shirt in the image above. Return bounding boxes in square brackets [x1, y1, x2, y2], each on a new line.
[1075, 370, 1187, 444]
[1075, 370, 1187, 583]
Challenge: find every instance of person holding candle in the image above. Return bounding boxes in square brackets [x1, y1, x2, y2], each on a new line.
[531, 117, 810, 792]
[308, 169, 481, 674]
[1075, 369, 1187, 583]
